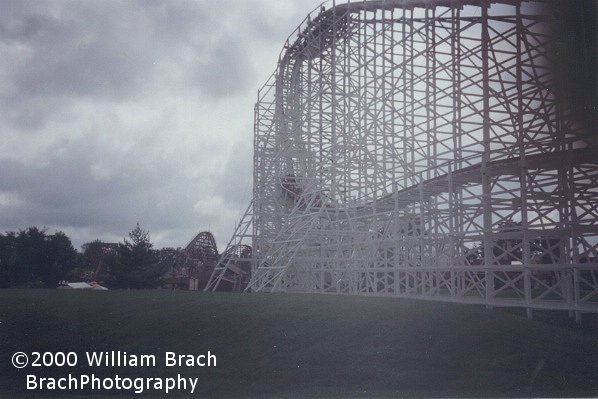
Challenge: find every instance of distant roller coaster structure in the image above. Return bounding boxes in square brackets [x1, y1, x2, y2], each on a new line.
[206, 0, 598, 320]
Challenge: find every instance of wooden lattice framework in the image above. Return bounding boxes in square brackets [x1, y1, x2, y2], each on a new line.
[206, 0, 598, 320]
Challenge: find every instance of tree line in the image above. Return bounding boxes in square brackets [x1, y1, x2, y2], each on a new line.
[0, 223, 167, 289]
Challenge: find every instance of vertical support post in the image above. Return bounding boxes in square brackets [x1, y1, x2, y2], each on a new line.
[574, 267, 581, 324]
[515, 1, 533, 319]
[448, 164, 456, 296]
[451, 6, 464, 298]
[425, 6, 431, 181]
[481, 0, 494, 307]
[401, 5, 408, 190]
[419, 181, 426, 296]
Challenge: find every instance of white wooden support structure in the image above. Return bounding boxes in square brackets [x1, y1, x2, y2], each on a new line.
[209, 0, 598, 321]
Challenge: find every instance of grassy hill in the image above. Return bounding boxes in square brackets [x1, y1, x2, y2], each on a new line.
[0, 289, 597, 398]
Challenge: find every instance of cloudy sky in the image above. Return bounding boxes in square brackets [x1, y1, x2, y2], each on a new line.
[0, 0, 324, 250]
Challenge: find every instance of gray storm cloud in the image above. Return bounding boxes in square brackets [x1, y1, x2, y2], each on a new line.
[0, 0, 323, 250]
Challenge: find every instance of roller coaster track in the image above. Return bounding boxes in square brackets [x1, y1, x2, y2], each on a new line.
[207, 0, 598, 321]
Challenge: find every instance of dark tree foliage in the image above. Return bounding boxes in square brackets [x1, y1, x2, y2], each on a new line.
[0, 227, 77, 288]
[0, 232, 18, 287]
[42, 232, 78, 287]
[106, 223, 167, 289]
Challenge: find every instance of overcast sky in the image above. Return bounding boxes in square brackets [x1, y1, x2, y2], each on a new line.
[0, 0, 324, 250]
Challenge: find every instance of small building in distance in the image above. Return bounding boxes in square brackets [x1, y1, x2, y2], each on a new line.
[58, 281, 108, 290]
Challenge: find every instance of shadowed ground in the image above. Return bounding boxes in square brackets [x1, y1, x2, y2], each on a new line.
[0, 289, 597, 398]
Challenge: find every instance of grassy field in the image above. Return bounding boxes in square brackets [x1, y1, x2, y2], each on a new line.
[0, 289, 597, 398]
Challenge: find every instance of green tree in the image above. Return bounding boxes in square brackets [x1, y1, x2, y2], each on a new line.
[0, 232, 18, 287]
[0, 227, 77, 287]
[107, 223, 166, 289]
[43, 231, 77, 287]
[15, 227, 46, 286]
